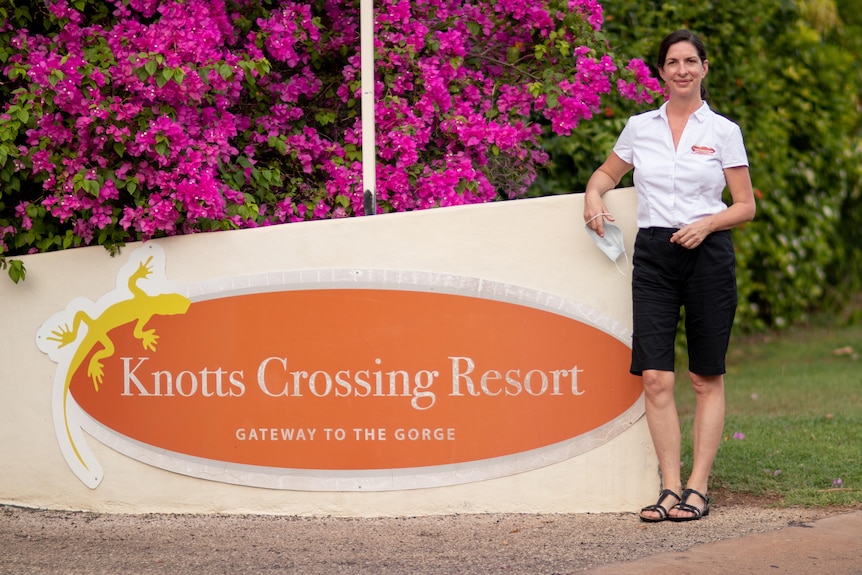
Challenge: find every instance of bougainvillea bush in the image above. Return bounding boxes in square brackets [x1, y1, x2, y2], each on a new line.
[0, 0, 661, 280]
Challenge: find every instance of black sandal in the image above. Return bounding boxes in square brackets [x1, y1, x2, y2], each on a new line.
[639, 489, 681, 522]
[669, 488, 710, 521]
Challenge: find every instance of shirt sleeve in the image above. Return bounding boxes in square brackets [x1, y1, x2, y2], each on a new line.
[612, 119, 634, 164]
[721, 123, 749, 168]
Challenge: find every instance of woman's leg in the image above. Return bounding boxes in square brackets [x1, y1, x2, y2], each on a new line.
[640, 368, 682, 520]
[673, 232, 735, 517]
[669, 372, 725, 518]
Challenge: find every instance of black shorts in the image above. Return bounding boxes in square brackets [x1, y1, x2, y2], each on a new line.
[630, 228, 737, 376]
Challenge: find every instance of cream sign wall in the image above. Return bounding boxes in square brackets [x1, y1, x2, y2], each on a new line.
[1, 189, 659, 516]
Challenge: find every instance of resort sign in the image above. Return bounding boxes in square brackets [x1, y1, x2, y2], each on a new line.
[37, 243, 641, 491]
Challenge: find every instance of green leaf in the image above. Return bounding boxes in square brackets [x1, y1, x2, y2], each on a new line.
[344, 144, 361, 162]
[7, 65, 24, 80]
[507, 46, 520, 64]
[7, 259, 25, 283]
[267, 136, 287, 155]
[555, 40, 570, 56]
[534, 44, 547, 61]
[314, 111, 336, 125]
[256, 58, 271, 75]
[13, 107, 29, 124]
[48, 70, 64, 86]
[84, 180, 100, 196]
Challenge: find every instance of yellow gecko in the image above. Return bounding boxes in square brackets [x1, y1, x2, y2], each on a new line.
[46, 255, 191, 470]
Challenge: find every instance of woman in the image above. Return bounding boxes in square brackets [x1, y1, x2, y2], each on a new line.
[583, 30, 756, 522]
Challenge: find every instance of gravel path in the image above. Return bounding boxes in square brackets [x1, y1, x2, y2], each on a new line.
[1, 496, 854, 575]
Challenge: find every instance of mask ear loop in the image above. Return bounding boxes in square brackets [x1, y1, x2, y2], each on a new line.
[585, 212, 613, 226]
[614, 252, 630, 276]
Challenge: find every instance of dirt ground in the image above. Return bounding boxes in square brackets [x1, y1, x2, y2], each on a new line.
[2, 491, 858, 575]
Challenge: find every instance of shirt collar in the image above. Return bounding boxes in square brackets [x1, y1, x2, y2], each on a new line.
[657, 101, 711, 121]
[691, 101, 711, 121]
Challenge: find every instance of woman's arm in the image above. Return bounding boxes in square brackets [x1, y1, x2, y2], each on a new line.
[583, 152, 634, 236]
[670, 166, 756, 249]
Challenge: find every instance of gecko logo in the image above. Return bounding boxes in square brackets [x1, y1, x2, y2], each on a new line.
[37, 244, 643, 492]
[37, 244, 190, 488]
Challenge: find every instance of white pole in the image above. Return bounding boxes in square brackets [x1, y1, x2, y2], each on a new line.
[360, 0, 376, 215]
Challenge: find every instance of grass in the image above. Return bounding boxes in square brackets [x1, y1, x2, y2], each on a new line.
[674, 311, 862, 507]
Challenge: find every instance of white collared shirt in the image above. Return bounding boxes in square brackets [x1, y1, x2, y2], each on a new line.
[613, 101, 749, 229]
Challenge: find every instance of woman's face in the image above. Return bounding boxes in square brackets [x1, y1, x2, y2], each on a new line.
[659, 41, 708, 100]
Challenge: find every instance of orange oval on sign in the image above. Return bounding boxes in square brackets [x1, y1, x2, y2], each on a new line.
[68, 273, 641, 490]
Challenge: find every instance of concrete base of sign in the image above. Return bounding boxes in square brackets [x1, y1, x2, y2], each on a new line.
[0, 189, 660, 516]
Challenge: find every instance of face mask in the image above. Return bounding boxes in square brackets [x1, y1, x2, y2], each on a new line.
[585, 220, 629, 274]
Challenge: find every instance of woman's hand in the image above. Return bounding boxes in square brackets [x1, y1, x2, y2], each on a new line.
[584, 194, 614, 236]
[671, 166, 756, 249]
[670, 221, 712, 249]
[583, 152, 632, 236]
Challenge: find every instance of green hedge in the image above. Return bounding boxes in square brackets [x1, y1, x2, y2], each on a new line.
[531, 0, 862, 331]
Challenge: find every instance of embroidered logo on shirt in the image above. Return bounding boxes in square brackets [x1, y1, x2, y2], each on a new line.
[691, 145, 716, 155]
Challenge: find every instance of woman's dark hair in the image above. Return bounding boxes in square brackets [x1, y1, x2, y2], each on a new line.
[657, 30, 709, 101]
